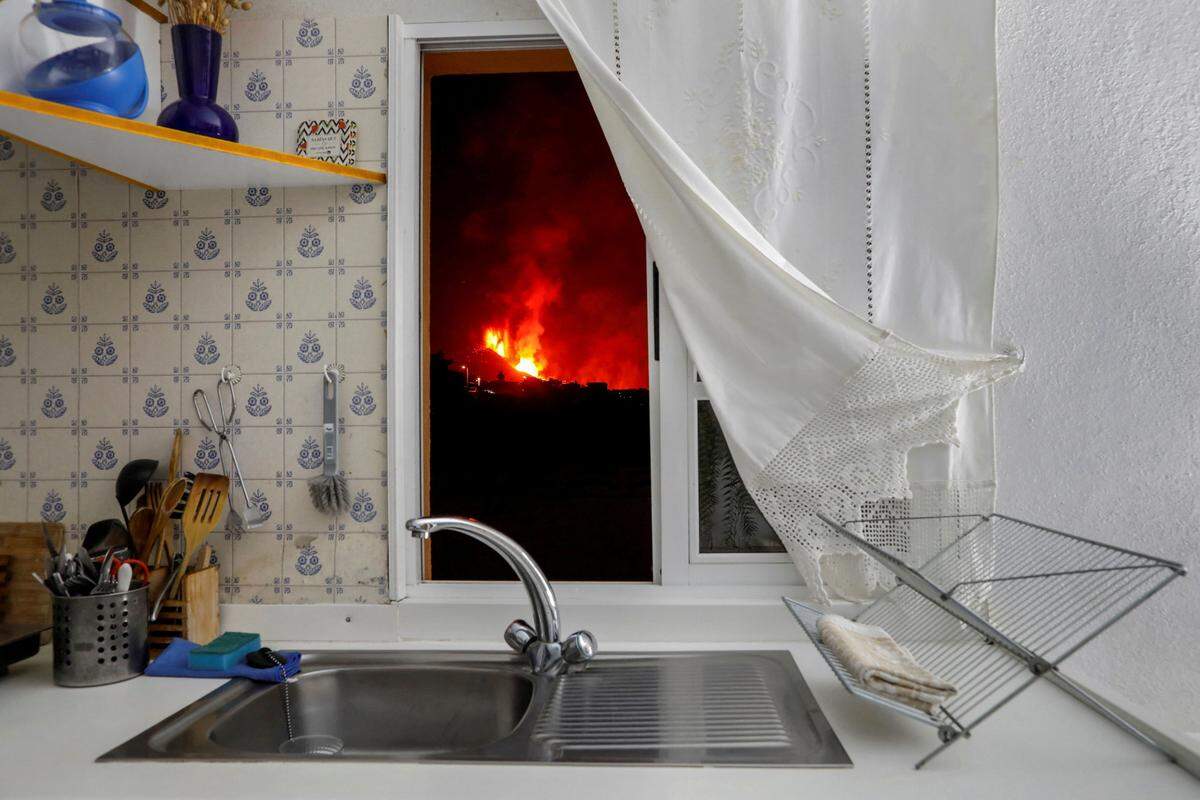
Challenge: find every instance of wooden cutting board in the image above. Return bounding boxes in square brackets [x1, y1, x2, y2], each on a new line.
[0, 522, 64, 631]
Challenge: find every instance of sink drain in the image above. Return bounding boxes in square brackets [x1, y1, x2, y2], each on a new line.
[266, 651, 343, 756]
[279, 734, 345, 756]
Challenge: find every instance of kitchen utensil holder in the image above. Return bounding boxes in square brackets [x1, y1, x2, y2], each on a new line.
[52, 584, 149, 687]
[785, 513, 1187, 770]
[148, 565, 219, 656]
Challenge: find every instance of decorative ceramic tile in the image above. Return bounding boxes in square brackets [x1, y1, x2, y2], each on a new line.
[79, 222, 130, 273]
[79, 376, 130, 428]
[230, 321, 284, 374]
[0, 379, 28, 427]
[334, 211, 386, 266]
[334, 17, 387, 58]
[285, 17, 335, 58]
[232, 270, 282, 320]
[27, 170, 77, 222]
[181, 325, 232, 375]
[337, 267, 385, 319]
[235, 185, 282, 218]
[181, 224, 232, 271]
[0, 326, 28, 375]
[230, 18, 284, 60]
[30, 428, 78, 479]
[283, 185, 335, 217]
[77, 272, 128, 323]
[282, 56, 336, 112]
[0, 135, 27, 170]
[284, 266, 336, 321]
[336, 181, 382, 212]
[342, 479, 385, 532]
[232, 59, 283, 112]
[285, 532, 332, 586]
[0, 225, 26, 270]
[79, 324, 129, 377]
[233, 111, 286, 152]
[337, 56, 385, 111]
[0, 17, 390, 603]
[78, 428, 129, 478]
[131, 188, 178, 220]
[30, 379, 77, 427]
[0, 275, 28, 323]
[129, 219, 181, 268]
[285, 216, 334, 267]
[335, 108, 388, 165]
[132, 272, 179, 322]
[27, 221, 79, 272]
[78, 172, 130, 221]
[181, 270, 233, 322]
[0, 172, 28, 220]
[338, 426, 386, 478]
[130, 377, 181, 428]
[284, 323, 334, 373]
[129, 323, 182, 376]
[29, 324, 78, 376]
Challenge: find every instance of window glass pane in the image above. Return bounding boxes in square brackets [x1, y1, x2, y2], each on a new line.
[425, 53, 652, 581]
[697, 400, 785, 553]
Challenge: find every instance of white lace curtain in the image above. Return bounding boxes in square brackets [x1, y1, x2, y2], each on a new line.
[537, 0, 1021, 601]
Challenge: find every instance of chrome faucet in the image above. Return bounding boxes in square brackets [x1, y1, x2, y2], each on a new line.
[406, 516, 597, 674]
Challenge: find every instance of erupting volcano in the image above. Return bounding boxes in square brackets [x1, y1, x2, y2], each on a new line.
[429, 70, 648, 391]
[427, 59, 652, 583]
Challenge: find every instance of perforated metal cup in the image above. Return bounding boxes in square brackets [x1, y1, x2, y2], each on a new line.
[52, 584, 149, 687]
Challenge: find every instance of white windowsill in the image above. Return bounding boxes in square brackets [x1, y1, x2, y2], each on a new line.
[220, 583, 863, 645]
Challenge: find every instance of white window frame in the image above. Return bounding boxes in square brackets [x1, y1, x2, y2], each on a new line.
[386, 18, 801, 603]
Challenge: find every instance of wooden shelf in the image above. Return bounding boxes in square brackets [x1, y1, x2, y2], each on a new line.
[0, 90, 386, 190]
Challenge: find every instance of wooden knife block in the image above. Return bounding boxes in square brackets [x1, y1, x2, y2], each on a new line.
[147, 565, 220, 656]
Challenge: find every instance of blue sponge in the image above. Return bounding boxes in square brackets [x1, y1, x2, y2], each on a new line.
[186, 632, 262, 671]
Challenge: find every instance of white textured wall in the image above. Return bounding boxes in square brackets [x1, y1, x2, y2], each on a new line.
[994, 0, 1200, 739]
[245, 0, 1200, 739]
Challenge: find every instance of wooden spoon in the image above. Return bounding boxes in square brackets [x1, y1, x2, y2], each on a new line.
[127, 507, 155, 560]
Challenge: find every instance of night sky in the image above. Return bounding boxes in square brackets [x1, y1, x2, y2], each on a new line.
[429, 70, 649, 389]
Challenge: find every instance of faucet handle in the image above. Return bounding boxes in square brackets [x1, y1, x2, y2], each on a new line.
[504, 619, 538, 654]
[561, 630, 598, 665]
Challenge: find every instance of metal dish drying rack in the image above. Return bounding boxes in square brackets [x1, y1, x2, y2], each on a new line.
[785, 513, 1187, 769]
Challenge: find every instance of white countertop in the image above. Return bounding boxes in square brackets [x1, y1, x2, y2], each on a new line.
[1, 640, 1196, 800]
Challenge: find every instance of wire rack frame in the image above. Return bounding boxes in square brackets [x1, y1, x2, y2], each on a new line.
[785, 513, 1187, 769]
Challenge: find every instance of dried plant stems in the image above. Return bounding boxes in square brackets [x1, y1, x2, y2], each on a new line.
[156, 0, 252, 34]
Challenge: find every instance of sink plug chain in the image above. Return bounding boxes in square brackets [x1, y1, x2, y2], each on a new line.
[266, 651, 296, 741]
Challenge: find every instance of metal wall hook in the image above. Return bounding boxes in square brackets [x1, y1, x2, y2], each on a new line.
[322, 363, 345, 384]
[220, 364, 243, 385]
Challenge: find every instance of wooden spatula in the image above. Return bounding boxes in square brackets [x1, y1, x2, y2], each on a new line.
[166, 473, 227, 600]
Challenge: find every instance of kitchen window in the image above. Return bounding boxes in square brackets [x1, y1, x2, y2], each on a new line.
[389, 23, 801, 596]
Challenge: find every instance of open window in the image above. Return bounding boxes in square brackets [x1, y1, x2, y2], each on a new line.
[391, 26, 802, 594]
[421, 49, 653, 582]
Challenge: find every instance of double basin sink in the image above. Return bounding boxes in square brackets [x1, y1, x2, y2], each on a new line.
[100, 649, 850, 767]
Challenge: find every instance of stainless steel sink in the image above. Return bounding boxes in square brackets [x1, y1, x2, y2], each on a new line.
[100, 650, 851, 767]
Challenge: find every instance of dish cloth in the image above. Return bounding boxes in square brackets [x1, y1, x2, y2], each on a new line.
[145, 638, 300, 683]
[817, 614, 956, 715]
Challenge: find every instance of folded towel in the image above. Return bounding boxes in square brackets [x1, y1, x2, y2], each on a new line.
[145, 638, 300, 683]
[817, 614, 956, 715]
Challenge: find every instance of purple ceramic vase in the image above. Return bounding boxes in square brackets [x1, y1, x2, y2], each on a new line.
[157, 24, 238, 142]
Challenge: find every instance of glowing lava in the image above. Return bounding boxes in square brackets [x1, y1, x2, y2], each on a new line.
[483, 326, 545, 379]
